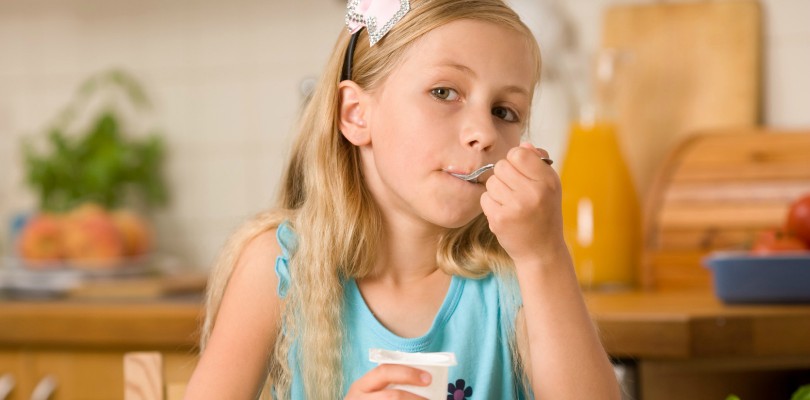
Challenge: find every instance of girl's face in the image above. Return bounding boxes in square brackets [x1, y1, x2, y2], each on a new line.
[359, 19, 536, 231]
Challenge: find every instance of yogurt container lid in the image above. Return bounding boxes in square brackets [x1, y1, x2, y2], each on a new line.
[369, 349, 457, 367]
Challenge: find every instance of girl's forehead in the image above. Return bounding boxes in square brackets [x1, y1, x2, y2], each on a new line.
[412, 19, 527, 55]
[392, 19, 536, 86]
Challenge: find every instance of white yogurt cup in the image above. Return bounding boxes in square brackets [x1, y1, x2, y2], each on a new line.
[369, 349, 458, 400]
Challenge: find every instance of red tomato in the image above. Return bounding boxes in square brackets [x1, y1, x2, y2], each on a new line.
[785, 194, 810, 247]
[751, 229, 808, 255]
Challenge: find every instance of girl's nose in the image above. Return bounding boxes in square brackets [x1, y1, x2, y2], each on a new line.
[460, 106, 498, 151]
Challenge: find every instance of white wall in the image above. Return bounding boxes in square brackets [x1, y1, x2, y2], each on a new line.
[1, 0, 808, 269]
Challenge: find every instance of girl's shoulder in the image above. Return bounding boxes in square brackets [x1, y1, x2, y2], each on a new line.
[229, 215, 294, 283]
[240, 227, 285, 268]
[225, 216, 292, 300]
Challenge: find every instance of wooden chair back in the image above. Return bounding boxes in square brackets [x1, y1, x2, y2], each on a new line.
[124, 352, 188, 400]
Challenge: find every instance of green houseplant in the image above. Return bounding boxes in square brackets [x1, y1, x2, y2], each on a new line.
[22, 69, 168, 212]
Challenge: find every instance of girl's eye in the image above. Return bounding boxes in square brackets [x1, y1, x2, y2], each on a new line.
[431, 87, 459, 101]
[492, 106, 519, 123]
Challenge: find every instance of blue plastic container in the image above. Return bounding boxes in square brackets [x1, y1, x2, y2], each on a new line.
[703, 251, 810, 304]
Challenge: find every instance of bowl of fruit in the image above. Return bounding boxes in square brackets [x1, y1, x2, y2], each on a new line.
[2, 203, 155, 297]
[704, 194, 810, 304]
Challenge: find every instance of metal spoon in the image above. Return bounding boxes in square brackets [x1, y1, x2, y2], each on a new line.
[449, 164, 494, 183]
[448, 157, 554, 183]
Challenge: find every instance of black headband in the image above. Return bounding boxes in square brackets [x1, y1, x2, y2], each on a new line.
[340, 28, 364, 82]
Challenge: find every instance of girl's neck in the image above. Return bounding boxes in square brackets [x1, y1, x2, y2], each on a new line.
[370, 218, 444, 284]
[357, 216, 452, 338]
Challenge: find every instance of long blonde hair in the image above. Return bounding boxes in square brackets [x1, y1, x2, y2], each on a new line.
[200, 1, 542, 398]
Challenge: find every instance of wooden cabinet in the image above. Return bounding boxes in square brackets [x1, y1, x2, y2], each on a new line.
[0, 300, 201, 400]
[0, 349, 196, 400]
[0, 351, 25, 399]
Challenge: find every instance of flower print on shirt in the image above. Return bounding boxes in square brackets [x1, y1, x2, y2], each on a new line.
[448, 378, 473, 400]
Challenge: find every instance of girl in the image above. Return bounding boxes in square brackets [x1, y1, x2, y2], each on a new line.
[185, 0, 620, 399]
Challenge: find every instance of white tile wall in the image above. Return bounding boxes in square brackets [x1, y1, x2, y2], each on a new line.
[765, 37, 810, 128]
[1, 0, 808, 269]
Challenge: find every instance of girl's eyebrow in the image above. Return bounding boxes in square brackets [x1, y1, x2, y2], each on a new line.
[436, 61, 476, 76]
[434, 61, 530, 98]
[502, 85, 530, 98]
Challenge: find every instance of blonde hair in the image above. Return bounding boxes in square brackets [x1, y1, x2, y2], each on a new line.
[200, 0, 542, 398]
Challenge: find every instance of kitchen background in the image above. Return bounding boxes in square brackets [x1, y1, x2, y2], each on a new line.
[0, 0, 808, 270]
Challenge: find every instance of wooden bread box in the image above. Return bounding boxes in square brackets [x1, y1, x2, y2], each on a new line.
[642, 128, 810, 290]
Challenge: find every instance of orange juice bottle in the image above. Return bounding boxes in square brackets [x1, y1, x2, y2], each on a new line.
[560, 50, 640, 291]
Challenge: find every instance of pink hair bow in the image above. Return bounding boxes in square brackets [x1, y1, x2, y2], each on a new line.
[345, 0, 411, 46]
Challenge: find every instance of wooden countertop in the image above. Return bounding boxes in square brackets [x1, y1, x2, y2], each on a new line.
[586, 290, 810, 361]
[0, 298, 202, 350]
[2, 290, 809, 362]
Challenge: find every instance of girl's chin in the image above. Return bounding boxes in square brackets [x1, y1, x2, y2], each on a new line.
[429, 207, 483, 229]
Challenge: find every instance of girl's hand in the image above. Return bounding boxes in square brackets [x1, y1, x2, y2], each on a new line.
[345, 364, 431, 399]
[480, 142, 566, 264]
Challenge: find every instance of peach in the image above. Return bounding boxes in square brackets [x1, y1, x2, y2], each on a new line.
[62, 203, 125, 268]
[18, 213, 65, 264]
[111, 209, 152, 257]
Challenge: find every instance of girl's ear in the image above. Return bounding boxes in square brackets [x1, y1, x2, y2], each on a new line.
[338, 81, 371, 146]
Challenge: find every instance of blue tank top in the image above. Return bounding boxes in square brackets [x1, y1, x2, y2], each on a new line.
[274, 223, 528, 399]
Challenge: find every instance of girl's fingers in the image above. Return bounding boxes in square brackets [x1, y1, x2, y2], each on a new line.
[354, 364, 431, 393]
[520, 141, 547, 155]
[483, 174, 513, 205]
[507, 144, 552, 181]
[370, 390, 429, 399]
[487, 159, 522, 192]
[481, 191, 501, 212]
